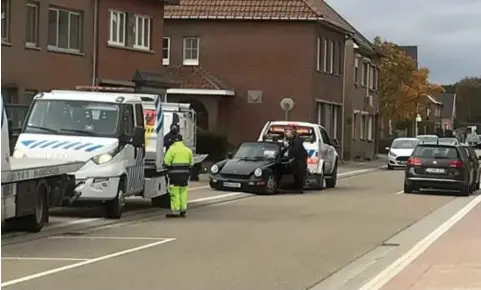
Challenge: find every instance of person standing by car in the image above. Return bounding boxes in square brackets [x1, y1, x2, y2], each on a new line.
[164, 124, 180, 152]
[163, 134, 193, 218]
[285, 127, 308, 193]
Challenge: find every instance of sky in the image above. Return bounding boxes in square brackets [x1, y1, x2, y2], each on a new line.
[327, 0, 481, 85]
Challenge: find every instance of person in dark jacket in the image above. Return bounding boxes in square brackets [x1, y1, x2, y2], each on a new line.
[164, 124, 179, 151]
[285, 127, 308, 193]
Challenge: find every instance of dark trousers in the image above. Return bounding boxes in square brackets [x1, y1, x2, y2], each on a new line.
[292, 159, 307, 189]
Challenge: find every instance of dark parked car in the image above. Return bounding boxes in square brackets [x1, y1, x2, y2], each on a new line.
[404, 142, 475, 196]
[460, 143, 481, 191]
[209, 141, 293, 194]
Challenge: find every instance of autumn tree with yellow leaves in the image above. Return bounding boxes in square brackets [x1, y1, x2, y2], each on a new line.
[374, 37, 444, 122]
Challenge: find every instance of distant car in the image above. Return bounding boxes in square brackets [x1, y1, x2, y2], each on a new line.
[438, 137, 459, 145]
[386, 138, 420, 170]
[209, 141, 293, 194]
[416, 135, 439, 144]
[460, 143, 480, 191]
[404, 142, 475, 196]
[466, 134, 480, 145]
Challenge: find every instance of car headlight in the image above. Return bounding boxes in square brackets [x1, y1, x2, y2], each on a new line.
[254, 168, 262, 177]
[13, 150, 26, 158]
[389, 151, 397, 157]
[92, 153, 113, 165]
[211, 164, 219, 174]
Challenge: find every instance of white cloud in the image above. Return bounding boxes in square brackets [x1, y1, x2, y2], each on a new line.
[327, 0, 481, 84]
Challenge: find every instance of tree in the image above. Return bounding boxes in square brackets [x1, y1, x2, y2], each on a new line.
[455, 77, 481, 123]
[374, 37, 444, 122]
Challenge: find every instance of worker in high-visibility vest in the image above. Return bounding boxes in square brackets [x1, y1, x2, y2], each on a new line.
[163, 134, 193, 218]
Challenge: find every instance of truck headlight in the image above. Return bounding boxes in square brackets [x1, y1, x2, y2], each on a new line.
[254, 168, 262, 177]
[13, 150, 26, 158]
[211, 164, 219, 174]
[92, 153, 113, 165]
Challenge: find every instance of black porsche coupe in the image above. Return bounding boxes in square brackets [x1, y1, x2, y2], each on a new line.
[209, 141, 292, 194]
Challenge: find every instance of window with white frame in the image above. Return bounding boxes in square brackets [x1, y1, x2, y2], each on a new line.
[367, 115, 373, 140]
[352, 113, 358, 139]
[48, 7, 81, 51]
[183, 37, 199, 66]
[361, 62, 368, 86]
[316, 37, 321, 71]
[1, 0, 10, 41]
[109, 10, 125, 46]
[133, 14, 150, 50]
[360, 114, 366, 139]
[26, 1, 39, 46]
[163, 37, 170, 65]
[336, 41, 342, 75]
[329, 40, 334, 74]
[354, 57, 359, 84]
[317, 102, 340, 139]
[369, 65, 375, 89]
[323, 38, 328, 72]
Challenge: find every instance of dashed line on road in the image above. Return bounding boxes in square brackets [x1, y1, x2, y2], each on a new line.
[2, 257, 89, 262]
[48, 235, 169, 241]
[1, 237, 177, 287]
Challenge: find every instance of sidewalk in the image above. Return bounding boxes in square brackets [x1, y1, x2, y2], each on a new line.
[381, 200, 481, 290]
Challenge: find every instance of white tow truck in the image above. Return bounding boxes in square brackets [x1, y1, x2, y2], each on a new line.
[12, 87, 203, 219]
[1, 96, 84, 232]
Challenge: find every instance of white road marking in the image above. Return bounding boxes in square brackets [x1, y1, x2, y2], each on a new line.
[189, 192, 245, 202]
[1, 238, 176, 287]
[48, 236, 168, 240]
[2, 257, 89, 262]
[190, 185, 209, 191]
[395, 190, 404, 195]
[358, 194, 481, 290]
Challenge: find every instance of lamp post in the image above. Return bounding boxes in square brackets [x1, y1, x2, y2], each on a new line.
[415, 114, 422, 136]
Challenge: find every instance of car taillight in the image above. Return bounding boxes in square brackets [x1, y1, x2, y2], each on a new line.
[448, 160, 464, 168]
[407, 157, 422, 166]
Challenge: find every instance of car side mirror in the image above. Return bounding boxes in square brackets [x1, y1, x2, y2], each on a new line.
[227, 152, 234, 158]
[332, 138, 339, 146]
[385, 146, 390, 151]
[130, 127, 145, 146]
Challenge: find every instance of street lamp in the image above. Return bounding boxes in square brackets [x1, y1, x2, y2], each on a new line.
[415, 114, 422, 136]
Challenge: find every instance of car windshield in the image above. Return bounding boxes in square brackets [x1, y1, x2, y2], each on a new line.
[391, 139, 419, 149]
[438, 138, 458, 145]
[417, 136, 438, 143]
[412, 145, 460, 159]
[24, 99, 120, 137]
[233, 142, 280, 160]
[266, 124, 316, 141]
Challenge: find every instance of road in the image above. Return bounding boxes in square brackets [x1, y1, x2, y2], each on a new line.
[2, 161, 478, 290]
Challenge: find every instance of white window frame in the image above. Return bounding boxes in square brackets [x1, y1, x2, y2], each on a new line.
[162, 37, 170, 65]
[329, 40, 334, 74]
[369, 65, 375, 89]
[352, 113, 358, 139]
[360, 115, 366, 139]
[316, 37, 321, 71]
[25, 1, 39, 47]
[361, 62, 369, 86]
[368, 115, 374, 140]
[1, 0, 10, 41]
[48, 7, 82, 52]
[323, 39, 328, 72]
[183, 37, 199, 66]
[133, 14, 151, 50]
[108, 10, 126, 46]
[354, 57, 359, 83]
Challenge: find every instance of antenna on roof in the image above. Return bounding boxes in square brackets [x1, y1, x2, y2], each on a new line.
[75, 85, 135, 93]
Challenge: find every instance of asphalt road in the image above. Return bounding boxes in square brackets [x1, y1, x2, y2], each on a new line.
[2, 161, 467, 290]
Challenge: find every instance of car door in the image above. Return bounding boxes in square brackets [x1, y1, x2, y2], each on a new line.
[317, 126, 334, 173]
[460, 147, 474, 185]
[122, 104, 141, 194]
[465, 146, 479, 184]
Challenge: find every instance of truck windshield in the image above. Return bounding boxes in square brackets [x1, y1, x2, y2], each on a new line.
[24, 100, 120, 137]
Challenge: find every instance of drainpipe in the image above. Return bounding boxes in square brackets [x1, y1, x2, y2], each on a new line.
[340, 36, 349, 161]
[91, 0, 99, 86]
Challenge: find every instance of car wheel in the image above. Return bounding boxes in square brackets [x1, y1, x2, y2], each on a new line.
[404, 181, 414, 193]
[264, 175, 278, 195]
[387, 164, 394, 170]
[459, 184, 470, 196]
[476, 181, 480, 191]
[325, 164, 337, 188]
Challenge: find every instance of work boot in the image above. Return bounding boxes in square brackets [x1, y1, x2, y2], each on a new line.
[165, 212, 181, 218]
[180, 211, 187, 218]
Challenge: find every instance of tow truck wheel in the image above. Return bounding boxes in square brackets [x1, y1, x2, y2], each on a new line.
[325, 163, 338, 188]
[25, 183, 48, 233]
[315, 170, 324, 190]
[105, 179, 125, 219]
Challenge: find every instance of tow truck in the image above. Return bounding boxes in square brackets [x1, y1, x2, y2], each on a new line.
[12, 87, 203, 219]
[1, 96, 83, 232]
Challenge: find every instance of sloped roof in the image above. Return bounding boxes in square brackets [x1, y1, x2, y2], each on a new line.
[165, 0, 353, 32]
[164, 66, 231, 90]
[436, 92, 456, 118]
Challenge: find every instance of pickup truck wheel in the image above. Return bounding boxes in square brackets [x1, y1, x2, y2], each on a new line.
[25, 183, 48, 233]
[105, 179, 125, 219]
[325, 165, 338, 188]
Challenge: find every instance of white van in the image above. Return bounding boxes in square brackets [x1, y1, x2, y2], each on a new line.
[258, 121, 339, 189]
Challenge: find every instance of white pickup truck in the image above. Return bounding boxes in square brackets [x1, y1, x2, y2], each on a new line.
[12, 87, 204, 219]
[258, 121, 339, 189]
[1, 96, 83, 232]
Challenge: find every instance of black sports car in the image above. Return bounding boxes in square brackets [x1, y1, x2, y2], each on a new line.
[209, 141, 292, 194]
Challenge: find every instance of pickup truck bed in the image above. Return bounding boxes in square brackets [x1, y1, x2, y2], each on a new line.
[2, 158, 84, 184]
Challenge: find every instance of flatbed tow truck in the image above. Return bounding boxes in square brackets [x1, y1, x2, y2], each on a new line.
[1, 96, 83, 232]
